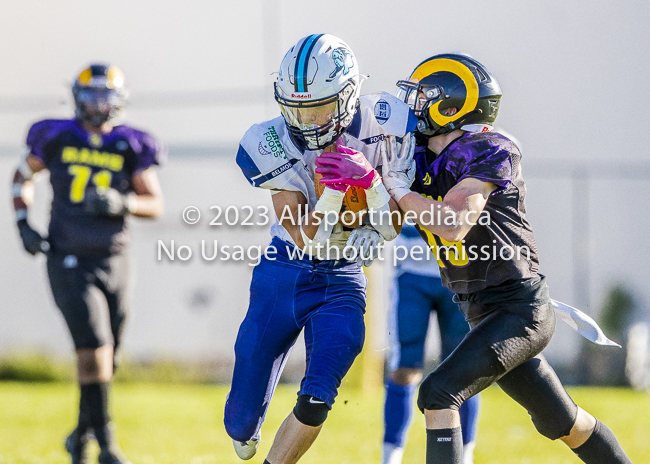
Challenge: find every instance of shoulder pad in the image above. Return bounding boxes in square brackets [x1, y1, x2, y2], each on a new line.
[113, 125, 167, 171]
[356, 92, 418, 139]
[447, 132, 514, 190]
[26, 119, 76, 161]
[236, 118, 303, 189]
[457, 132, 517, 155]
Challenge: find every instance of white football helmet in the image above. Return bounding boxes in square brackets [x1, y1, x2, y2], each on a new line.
[275, 34, 363, 151]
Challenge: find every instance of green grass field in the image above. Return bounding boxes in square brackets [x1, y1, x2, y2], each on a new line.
[0, 382, 648, 464]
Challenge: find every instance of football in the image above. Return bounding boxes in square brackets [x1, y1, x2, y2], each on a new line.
[314, 145, 368, 228]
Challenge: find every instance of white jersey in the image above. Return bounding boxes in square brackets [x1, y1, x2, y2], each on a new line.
[236, 92, 417, 254]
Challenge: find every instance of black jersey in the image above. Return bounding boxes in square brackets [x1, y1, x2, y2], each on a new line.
[411, 131, 539, 294]
[27, 118, 165, 255]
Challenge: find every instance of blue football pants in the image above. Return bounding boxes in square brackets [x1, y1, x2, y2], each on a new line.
[224, 239, 367, 442]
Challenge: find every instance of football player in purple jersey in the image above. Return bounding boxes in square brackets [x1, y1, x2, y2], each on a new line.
[372, 54, 633, 464]
[11, 64, 165, 464]
[382, 225, 480, 464]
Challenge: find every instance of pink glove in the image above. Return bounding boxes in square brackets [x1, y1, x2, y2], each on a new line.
[315, 139, 379, 189]
[320, 175, 349, 192]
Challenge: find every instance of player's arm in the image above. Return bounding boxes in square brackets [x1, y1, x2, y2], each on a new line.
[272, 188, 343, 249]
[366, 186, 403, 239]
[12, 154, 46, 215]
[85, 166, 164, 218]
[11, 154, 49, 254]
[398, 178, 496, 242]
[129, 167, 164, 218]
[316, 138, 404, 240]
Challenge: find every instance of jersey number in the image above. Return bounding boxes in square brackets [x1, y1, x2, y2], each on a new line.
[422, 195, 469, 268]
[68, 165, 112, 203]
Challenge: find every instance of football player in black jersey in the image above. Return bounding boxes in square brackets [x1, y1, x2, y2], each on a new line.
[11, 64, 165, 464]
[376, 55, 631, 463]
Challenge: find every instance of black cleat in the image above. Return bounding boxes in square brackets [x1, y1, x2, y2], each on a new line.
[64, 429, 90, 464]
[98, 448, 132, 464]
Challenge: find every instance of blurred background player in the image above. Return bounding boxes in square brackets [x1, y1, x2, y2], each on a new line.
[383, 224, 479, 464]
[382, 53, 632, 464]
[224, 34, 415, 464]
[11, 64, 165, 464]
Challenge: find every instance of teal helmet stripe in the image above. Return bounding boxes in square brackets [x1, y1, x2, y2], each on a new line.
[294, 34, 324, 92]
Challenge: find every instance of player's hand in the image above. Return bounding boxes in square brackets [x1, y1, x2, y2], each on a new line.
[346, 225, 384, 267]
[379, 133, 416, 202]
[84, 188, 134, 217]
[17, 219, 49, 255]
[316, 139, 379, 190]
[319, 176, 349, 192]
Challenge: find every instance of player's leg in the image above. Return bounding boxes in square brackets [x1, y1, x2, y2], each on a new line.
[383, 273, 431, 464]
[47, 254, 119, 464]
[264, 266, 367, 464]
[224, 257, 304, 449]
[417, 302, 557, 464]
[434, 280, 479, 464]
[383, 369, 420, 464]
[95, 253, 134, 463]
[103, 253, 133, 372]
[262, 408, 323, 464]
[496, 354, 632, 463]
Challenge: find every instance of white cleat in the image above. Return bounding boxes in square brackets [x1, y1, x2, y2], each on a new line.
[381, 442, 404, 464]
[462, 441, 476, 464]
[232, 433, 261, 460]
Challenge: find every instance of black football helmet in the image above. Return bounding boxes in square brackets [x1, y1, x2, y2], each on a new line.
[396, 54, 501, 137]
[72, 64, 127, 128]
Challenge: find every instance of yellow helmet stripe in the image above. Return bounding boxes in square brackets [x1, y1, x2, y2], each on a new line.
[411, 58, 479, 128]
[77, 68, 93, 85]
[106, 66, 125, 89]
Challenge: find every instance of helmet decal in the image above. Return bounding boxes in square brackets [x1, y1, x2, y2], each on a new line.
[75, 64, 125, 90]
[412, 58, 479, 128]
[327, 47, 354, 81]
[294, 34, 324, 92]
[105, 66, 125, 89]
[77, 68, 94, 86]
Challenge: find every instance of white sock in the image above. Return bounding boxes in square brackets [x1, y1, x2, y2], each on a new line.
[381, 442, 404, 464]
[462, 441, 476, 464]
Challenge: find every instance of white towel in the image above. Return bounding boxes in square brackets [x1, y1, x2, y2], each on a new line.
[551, 299, 621, 347]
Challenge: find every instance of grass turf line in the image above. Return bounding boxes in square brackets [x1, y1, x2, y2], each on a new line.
[0, 383, 648, 464]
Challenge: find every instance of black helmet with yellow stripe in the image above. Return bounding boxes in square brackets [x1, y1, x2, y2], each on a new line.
[396, 54, 501, 137]
[72, 64, 128, 128]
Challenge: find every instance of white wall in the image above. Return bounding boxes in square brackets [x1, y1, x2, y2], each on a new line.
[1, 149, 648, 374]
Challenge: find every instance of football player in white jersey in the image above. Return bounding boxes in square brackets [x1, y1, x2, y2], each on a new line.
[224, 34, 416, 464]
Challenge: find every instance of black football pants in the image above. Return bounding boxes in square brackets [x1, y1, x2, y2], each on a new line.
[418, 297, 578, 440]
[47, 252, 132, 352]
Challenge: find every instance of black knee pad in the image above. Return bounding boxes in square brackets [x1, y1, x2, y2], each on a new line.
[531, 408, 577, 440]
[293, 395, 330, 427]
[416, 372, 463, 413]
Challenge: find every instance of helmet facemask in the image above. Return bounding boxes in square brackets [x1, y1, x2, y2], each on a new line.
[396, 79, 474, 137]
[275, 79, 358, 151]
[73, 87, 126, 128]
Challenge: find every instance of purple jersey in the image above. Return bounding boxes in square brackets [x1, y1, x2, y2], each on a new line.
[26, 118, 165, 255]
[411, 132, 539, 294]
